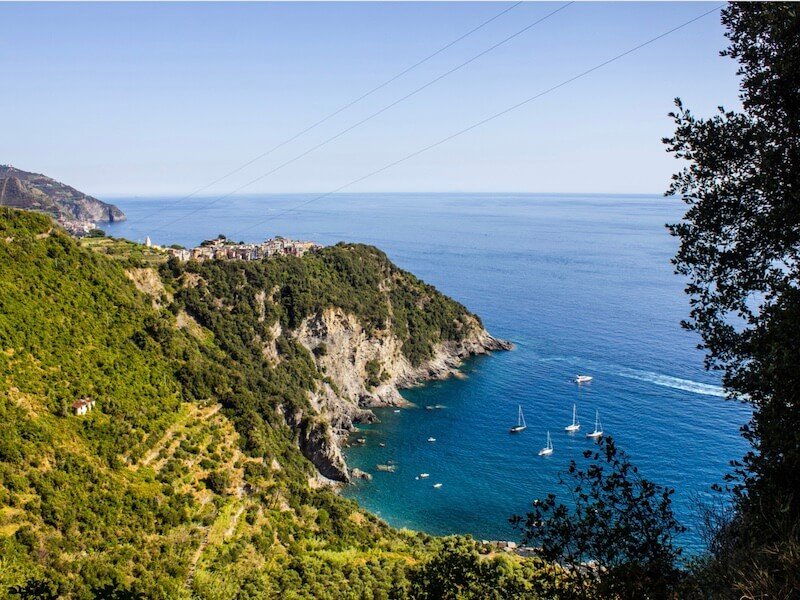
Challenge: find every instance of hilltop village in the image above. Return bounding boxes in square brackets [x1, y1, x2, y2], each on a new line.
[160, 234, 322, 262]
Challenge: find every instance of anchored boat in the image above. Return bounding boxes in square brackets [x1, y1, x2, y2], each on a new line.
[586, 410, 603, 439]
[565, 404, 580, 432]
[538, 431, 554, 456]
[509, 404, 527, 433]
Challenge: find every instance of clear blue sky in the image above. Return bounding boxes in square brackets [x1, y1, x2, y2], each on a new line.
[1, 2, 739, 196]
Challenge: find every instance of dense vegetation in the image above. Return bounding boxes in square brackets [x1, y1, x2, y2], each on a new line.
[0, 209, 556, 598]
[664, 3, 800, 597]
[164, 243, 478, 368]
[512, 438, 685, 599]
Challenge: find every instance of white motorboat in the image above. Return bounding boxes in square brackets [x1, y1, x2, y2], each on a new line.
[575, 375, 593, 384]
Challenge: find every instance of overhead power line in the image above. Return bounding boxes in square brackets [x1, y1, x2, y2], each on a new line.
[144, 2, 521, 221]
[150, 2, 572, 234]
[228, 4, 725, 239]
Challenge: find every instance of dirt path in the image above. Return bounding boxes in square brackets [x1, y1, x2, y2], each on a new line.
[185, 499, 246, 590]
[136, 403, 221, 468]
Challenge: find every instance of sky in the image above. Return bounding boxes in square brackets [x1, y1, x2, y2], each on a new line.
[0, 2, 740, 196]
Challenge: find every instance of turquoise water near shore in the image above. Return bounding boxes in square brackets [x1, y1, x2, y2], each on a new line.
[106, 192, 751, 552]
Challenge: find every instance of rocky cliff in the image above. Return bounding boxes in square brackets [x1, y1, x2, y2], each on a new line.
[0, 165, 125, 223]
[294, 308, 510, 481]
[164, 244, 512, 485]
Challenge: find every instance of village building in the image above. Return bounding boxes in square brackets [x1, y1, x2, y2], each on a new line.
[72, 397, 96, 416]
[166, 235, 321, 263]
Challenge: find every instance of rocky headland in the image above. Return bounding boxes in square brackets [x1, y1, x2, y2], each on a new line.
[160, 243, 512, 486]
[293, 307, 512, 482]
[0, 165, 125, 227]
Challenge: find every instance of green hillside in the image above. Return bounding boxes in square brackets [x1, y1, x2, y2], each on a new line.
[0, 209, 558, 598]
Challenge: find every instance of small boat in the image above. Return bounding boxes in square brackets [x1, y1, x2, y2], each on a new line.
[356, 438, 367, 444]
[538, 431, 554, 456]
[426, 405, 434, 411]
[433, 483, 442, 488]
[509, 405, 527, 433]
[575, 374, 593, 384]
[427, 437, 436, 443]
[419, 473, 430, 479]
[586, 410, 603, 439]
[379, 442, 386, 447]
[393, 409, 400, 413]
[565, 404, 580, 432]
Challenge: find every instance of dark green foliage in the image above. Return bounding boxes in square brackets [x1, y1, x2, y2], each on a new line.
[204, 469, 230, 495]
[164, 243, 476, 368]
[8, 578, 58, 599]
[665, 4, 800, 596]
[408, 536, 557, 599]
[365, 358, 385, 389]
[512, 437, 685, 599]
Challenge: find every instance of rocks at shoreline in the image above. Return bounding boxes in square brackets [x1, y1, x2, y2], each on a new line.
[297, 307, 511, 483]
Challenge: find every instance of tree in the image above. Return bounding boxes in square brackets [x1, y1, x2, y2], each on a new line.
[511, 437, 685, 599]
[664, 4, 800, 596]
[407, 536, 556, 599]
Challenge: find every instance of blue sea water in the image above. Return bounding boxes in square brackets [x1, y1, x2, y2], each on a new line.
[106, 193, 751, 553]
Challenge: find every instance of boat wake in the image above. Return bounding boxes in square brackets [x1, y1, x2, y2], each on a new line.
[615, 368, 726, 398]
[534, 355, 726, 398]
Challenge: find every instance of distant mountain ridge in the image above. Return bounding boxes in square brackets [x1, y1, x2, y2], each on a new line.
[0, 165, 125, 224]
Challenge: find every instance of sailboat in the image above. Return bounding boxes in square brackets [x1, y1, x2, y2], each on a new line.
[586, 410, 603, 439]
[509, 405, 527, 433]
[565, 404, 580, 432]
[538, 431, 553, 456]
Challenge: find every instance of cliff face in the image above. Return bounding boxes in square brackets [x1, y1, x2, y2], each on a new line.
[165, 244, 511, 485]
[294, 308, 510, 482]
[0, 165, 125, 223]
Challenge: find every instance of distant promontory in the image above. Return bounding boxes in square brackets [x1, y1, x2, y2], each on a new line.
[0, 165, 125, 232]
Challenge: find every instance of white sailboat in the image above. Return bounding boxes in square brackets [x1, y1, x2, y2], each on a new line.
[586, 410, 603, 439]
[565, 404, 580, 432]
[509, 405, 527, 433]
[538, 431, 553, 456]
[575, 374, 593, 384]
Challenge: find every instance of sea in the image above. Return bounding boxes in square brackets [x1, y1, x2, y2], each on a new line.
[105, 192, 751, 554]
